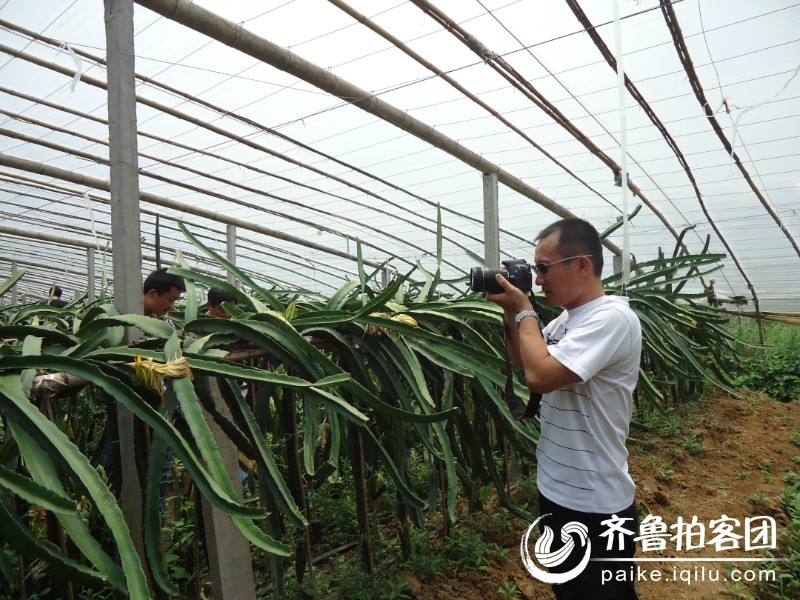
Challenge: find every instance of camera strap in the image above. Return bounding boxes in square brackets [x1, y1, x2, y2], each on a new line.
[503, 321, 542, 421]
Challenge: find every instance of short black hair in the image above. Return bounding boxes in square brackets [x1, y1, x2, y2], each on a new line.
[207, 287, 237, 307]
[51, 286, 63, 297]
[535, 218, 604, 276]
[143, 268, 186, 294]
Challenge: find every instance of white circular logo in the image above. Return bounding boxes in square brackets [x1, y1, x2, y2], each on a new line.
[520, 514, 591, 584]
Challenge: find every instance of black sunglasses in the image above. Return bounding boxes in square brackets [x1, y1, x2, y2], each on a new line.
[533, 255, 592, 275]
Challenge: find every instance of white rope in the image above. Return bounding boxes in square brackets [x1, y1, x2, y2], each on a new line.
[613, 0, 630, 287]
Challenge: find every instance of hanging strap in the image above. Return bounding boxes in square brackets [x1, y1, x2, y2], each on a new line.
[503, 320, 542, 421]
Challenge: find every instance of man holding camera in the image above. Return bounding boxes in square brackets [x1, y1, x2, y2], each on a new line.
[486, 217, 641, 599]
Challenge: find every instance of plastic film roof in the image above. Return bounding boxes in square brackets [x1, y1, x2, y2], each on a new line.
[0, 0, 798, 310]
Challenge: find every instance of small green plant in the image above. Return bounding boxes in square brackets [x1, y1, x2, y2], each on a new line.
[407, 449, 433, 498]
[655, 460, 675, 483]
[399, 527, 448, 582]
[658, 415, 682, 438]
[514, 476, 539, 506]
[681, 433, 707, 457]
[331, 558, 411, 600]
[498, 580, 522, 598]
[439, 527, 503, 572]
[746, 492, 768, 507]
[737, 469, 800, 599]
[378, 578, 412, 600]
[760, 459, 773, 484]
[736, 470, 750, 480]
[471, 507, 518, 545]
[791, 429, 800, 448]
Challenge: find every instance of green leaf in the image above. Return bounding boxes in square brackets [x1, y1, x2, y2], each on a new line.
[0, 325, 76, 347]
[170, 377, 290, 555]
[219, 379, 306, 528]
[186, 354, 336, 388]
[20, 335, 43, 398]
[167, 267, 268, 313]
[9, 305, 70, 326]
[0, 355, 261, 519]
[176, 250, 198, 322]
[177, 223, 283, 310]
[0, 376, 148, 597]
[325, 280, 360, 311]
[0, 464, 77, 513]
[11, 424, 126, 591]
[303, 327, 458, 423]
[144, 396, 178, 595]
[80, 315, 175, 340]
[0, 495, 107, 588]
[362, 426, 425, 511]
[0, 269, 25, 296]
[303, 396, 320, 477]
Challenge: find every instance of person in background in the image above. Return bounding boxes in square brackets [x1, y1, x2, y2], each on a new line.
[142, 267, 185, 319]
[102, 268, 185, 492]
[207, 286, 251, 487]
[48, 286, 68, 308]
[207, 287, 237, 318]
[701, 276, 721, 307]
[486, 217, 642, 599]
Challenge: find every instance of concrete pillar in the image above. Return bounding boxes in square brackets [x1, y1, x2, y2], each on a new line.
[482, 173, 500, 267]
[105, 0, 146, 573]
[87, 248, 96, 302]
[199, 378, 257, 600]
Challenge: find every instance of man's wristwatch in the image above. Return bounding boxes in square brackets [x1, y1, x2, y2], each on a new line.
[514, 309, 539, 329]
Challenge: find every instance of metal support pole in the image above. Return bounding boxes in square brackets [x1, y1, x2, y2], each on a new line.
[226, 223, 236, 286]
[482, 172, 500, 267]
[86, 248, 96, 302]
[10, 259, 17, 306]
[381, 267, 390, 289]
[104, 0, 146, 576]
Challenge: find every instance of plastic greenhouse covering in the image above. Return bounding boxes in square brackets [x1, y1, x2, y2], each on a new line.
[0, 0, 798, 312]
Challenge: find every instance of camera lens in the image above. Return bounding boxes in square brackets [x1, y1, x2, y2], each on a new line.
[469, 267, 504, 294]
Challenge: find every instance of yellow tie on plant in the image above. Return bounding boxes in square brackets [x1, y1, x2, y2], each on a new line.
[133, 354, 193, 401]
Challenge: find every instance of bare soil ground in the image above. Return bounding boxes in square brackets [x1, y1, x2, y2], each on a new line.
[412, 393, 798, 600]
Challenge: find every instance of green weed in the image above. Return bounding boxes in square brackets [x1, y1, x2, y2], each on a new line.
[730, 321, 800, 402]
[498, 580, 522, 598]
[737, 469, 800, 599]
[399, 527, 448, 582]
[655, 460, 675, 483]
[681, 433, 707, 457]
[439, 527, 504, 572]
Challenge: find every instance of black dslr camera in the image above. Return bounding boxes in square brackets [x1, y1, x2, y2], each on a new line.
[469, 259, 533, 294]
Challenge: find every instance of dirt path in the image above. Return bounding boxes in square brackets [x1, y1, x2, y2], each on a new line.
[414, 393, 798, 600]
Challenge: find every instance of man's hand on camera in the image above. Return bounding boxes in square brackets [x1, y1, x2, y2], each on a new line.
[486, 274, 533, 314]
